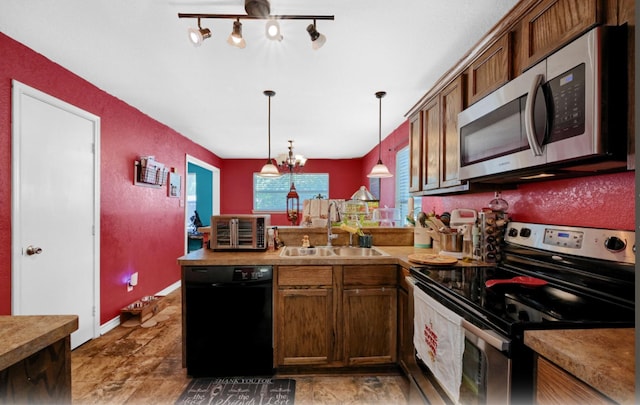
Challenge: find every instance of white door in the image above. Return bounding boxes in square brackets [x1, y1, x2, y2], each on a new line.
[11, 80, 100, 349]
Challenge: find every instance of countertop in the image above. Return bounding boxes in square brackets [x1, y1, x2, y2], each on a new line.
[177, 245, 491, 268]
[0, 315, 78, 371]
[524, 328, 635, 404]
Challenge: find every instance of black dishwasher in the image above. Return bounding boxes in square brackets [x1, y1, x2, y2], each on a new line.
[184, 265, 273, 377]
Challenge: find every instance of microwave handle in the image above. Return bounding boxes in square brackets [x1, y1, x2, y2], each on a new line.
[524, 73, 546, 157]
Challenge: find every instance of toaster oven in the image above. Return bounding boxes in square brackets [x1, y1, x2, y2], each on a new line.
[210, 215, 271, 251]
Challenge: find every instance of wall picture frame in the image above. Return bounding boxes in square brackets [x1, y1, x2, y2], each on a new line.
[168, 171, 181, 198]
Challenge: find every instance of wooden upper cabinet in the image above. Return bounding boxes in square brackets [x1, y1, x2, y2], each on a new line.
[422, 97, 441, 191]
[439, 75, 465, 188]
[409, 112, 422, 193]
[468, 34, 511, 105]
[519, 0, 600, 69]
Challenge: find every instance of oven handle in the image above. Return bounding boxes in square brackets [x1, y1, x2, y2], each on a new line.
[462, 319, 511, 352]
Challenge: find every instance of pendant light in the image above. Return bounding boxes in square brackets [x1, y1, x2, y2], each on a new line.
[258, 90, 282, 177]
[367, 91, 393, 178]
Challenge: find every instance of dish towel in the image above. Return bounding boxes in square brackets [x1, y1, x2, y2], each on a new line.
[413, 285, 465, 404]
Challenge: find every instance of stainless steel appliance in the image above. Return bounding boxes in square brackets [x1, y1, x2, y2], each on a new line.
[409, 222, 635, 404]
[210, 214, 270, 251]
[458, 26, 627, 183]
[183, 265, 274, 377]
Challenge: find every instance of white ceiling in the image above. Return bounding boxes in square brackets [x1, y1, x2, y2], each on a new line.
[0, 0, 518, 159]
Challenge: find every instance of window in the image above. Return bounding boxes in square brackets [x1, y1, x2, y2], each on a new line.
[254, 173, 329, 211]
[395, 146, 420, 225]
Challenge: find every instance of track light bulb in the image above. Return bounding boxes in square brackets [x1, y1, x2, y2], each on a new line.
[306, 23, 326, 50]
[265, 19, 283, 41]
[187, 19, 211, 46]
[227, 20, 246, 48]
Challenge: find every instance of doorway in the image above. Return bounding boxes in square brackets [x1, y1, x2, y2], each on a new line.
[185, 155, 219, 253]
[11, 80, 100, 349]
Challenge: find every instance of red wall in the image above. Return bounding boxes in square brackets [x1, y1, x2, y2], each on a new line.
[0, 33, 223, 323]
[362, 120, 410, 207]
[221, 158, 365, 226]
[421, 171, 635, 230]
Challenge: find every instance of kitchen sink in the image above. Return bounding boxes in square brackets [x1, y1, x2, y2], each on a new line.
[279, 246, 387, 258]
[279, 247, 335, 257]
[333, 247, 384, 256]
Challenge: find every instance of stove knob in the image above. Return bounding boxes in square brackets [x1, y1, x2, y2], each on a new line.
[508, 228, 519, 237]
[518, 310, 530, 321]
[519, 228, 532, 238]
[604, 236, 626, 252]
[506, 303, 517, 314]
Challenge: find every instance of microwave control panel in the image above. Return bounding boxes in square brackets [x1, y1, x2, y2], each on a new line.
[546, 63, 586, 141]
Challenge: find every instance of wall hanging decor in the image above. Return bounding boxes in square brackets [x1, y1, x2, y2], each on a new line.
[134, 156, 168, 188]
[168, 170, 181, 198]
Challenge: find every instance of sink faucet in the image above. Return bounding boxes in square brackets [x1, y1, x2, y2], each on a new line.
[326, 201, 340, 247]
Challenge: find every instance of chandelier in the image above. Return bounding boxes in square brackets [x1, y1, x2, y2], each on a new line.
[277, 140, 306, 225]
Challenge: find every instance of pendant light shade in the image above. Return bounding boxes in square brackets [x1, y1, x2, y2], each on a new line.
[368, 162, 393, 178]
[259, 90, 282, 177]
[367, 91, 393, 178]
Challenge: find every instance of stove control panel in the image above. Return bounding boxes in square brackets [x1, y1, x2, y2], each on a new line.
[505, 222, 635, 264]
[543, 229, 584, 249]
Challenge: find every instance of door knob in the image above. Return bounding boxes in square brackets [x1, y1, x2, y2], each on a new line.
[26, 245, 42, 255]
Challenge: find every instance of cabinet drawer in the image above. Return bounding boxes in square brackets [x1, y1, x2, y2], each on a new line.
[278, 266, 333, 286]
[344, 265, 397, 286]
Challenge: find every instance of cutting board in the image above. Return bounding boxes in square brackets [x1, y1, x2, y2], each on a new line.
[408, 253, 458, 265]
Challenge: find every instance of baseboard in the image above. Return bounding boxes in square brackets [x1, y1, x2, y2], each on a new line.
[99, 280, 182, 335]
[156, 280, 181, 296]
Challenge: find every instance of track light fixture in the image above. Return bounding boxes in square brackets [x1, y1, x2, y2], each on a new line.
[179, 0, 333, 49]
[187, 18, 211, 47]
[306, 20, 326, 50]
[227, 19, 246, 49]
[367, 91, 393, 178]
[265, 19, 283, 41]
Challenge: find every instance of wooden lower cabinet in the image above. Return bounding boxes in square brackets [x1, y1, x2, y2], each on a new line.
[274, 264, 398, 370]
[343, 287, 397, 365]
[534, 356, 613, 404]
[275, 265, 336, 367]
[0, 337, 72, 404]
[397, 268, 414, 372]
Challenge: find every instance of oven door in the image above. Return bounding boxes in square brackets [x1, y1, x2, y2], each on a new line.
[412, 278, 513, 405]
[460, 321, 511, 405]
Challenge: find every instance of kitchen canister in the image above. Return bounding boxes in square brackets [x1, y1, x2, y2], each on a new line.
[414, 227, 432, 248]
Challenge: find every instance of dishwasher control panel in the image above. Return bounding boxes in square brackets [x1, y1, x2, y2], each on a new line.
[185, 265, 273, 283]
[233, 266, 272, 281]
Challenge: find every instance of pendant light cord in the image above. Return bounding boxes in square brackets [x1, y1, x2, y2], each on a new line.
[264, 89, 275, 163]
[375, 91, 386, 163]
[268, 94, 271, 162]
[378, 94, 382, 162]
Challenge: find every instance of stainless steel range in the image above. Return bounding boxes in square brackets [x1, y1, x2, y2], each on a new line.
[409, 222, 635, 405]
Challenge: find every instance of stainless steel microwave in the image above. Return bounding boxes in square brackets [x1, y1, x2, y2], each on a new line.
[210, 215, 271, 251]
[458, 26, 627, 183]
